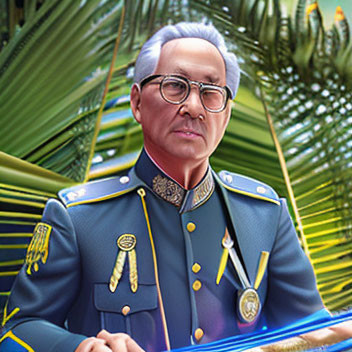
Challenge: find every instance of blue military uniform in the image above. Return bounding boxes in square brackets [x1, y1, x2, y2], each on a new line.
[0, 150, 328, 352]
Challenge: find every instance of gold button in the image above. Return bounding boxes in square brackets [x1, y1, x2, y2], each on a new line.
[187, 222, 196, 232]
[192, 263, 201, 273]
[194, 328, 204, 341]
[122, 305, 130, 316]
[192, 280, 202, 291]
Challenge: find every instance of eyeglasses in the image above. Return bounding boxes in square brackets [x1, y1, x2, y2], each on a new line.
[140, 74, 231, 113]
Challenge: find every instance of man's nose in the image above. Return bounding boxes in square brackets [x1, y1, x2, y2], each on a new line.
[180, 87, 205, 119]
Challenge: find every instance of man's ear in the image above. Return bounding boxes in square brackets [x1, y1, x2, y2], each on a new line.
[130, 83, 142, 124]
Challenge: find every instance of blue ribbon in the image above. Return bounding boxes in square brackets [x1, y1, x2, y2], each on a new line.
[171, 309, 352, 351]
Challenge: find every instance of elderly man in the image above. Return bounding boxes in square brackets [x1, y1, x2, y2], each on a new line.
[1, 22, 348, 352]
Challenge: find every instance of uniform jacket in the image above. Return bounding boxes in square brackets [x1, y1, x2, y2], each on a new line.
[0, 151, 328, 352]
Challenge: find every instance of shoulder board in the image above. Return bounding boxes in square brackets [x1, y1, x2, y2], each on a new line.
[217, 170, 280, 205]
[58, 173, 140, 208]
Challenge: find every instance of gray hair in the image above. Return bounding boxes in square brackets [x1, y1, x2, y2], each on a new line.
[133, 22, 240, 99]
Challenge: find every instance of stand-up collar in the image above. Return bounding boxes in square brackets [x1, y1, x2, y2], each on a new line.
[134, 149, 215, 212]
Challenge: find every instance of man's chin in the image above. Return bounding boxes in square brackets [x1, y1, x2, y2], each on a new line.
[145, 142, 209, 165]
[166, 148, 208, 164]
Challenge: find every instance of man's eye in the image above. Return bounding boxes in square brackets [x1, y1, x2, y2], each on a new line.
[165, 81, 185, 89]
[202, 89, 221, 98]
[163, 81, 187, 97]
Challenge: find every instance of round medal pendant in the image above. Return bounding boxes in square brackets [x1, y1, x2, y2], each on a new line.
[117, 234, 136, 251]
[237, 288, 261, 323]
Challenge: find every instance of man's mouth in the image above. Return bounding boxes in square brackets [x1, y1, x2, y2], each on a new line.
[174, 128, 203, 138]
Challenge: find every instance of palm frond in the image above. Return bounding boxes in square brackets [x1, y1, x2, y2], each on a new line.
[0, 0, 125, 182]
[0, 0, 128, 319]
[189, 0, 352, 311]
[0, 151, 73, 321]
[88, 0, 181, 180]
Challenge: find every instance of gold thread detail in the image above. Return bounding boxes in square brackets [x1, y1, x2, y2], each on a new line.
[25, 223, 52, 275]
[109, 250, 126, 293]
[2, 305, 20, 327]
[0, 330, 35, 351]
[137, 188, 171, 350]
[192, 169, 214, 207]
[128, 250, 138, 293]
[152, 175, 185, 206]
[110, 234, 138, 293]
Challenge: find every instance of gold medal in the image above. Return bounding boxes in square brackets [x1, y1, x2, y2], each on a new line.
[217, 230, 269, 324]
[237, 288, 261, 323]
[109, 234, 138, 293]
[117, 234, 136, 251]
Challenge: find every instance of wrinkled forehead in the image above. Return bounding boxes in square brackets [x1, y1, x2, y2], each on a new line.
[155, 38, 227, 83]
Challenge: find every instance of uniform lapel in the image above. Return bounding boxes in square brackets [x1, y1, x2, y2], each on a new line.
[215, 175, 278, 288]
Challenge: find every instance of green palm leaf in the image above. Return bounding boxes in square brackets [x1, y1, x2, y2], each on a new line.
[2, 0, 352, 318]
[187, 0, 352, 311]
[0, 0, 127, 320]
[88, 0, 179, 180]
[0, 0, 125, 182]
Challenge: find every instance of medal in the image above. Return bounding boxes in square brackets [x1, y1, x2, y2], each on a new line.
[237, 288, 261, 323]
[216, 229, 269, 324]
[109, 234, 138, 293]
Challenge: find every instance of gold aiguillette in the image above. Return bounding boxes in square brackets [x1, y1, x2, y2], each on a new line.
[109, 234, 138, 293]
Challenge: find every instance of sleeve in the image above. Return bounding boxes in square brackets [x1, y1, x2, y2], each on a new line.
[0, 199, 87, 352]
[263, 198, 331, 328]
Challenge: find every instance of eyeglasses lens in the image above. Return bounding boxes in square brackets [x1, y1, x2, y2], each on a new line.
[161, 76, 226, 112]
[201, 89, 225, 112]
[161, 78, 188, 103]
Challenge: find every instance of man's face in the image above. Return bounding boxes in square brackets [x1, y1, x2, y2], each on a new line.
[131, 38, 232, 164]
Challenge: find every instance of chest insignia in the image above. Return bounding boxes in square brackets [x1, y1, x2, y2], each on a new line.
[109, 234, 138, 293]
[25, 222, 52, 275]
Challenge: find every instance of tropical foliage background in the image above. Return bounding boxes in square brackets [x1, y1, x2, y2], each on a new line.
[1, 0, 352, 323]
